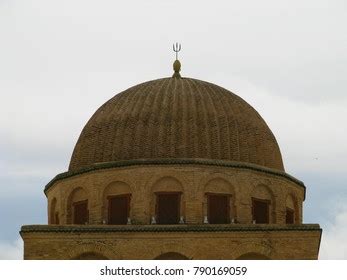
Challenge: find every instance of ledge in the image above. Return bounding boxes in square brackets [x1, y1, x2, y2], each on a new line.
[44, 158, 305, 194]
[20, 224, 321, 235]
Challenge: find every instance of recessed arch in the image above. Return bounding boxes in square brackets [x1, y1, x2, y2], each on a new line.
[104, 181, 132, 196]
[197, 173, 235, 194]
[251, 184, 276, 223]
[67, 187, 88, 224]
[49, 197, 59, 225]
[200, 176, 236, 224]
[151, 176, 184, 193]
[236, 253, 270, 260]
[102, 181, 132, 224]
[286, 193, 299, 224]
[203, 177, 235, 224]
[204, 177, 234, 195]
[68, 242, 119, 260]
[252, 184, 274, 201]
[154, 252, 189, 260]
[233, 242, 273, 260]
[150, 176, 185, 224]
[73, 252, 108, 260]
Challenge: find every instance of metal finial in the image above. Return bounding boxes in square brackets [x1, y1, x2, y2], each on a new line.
[173, 42, 181, 60]
[172, 43, 182, 78]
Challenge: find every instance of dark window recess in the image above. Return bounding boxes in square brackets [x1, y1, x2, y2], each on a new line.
[73, 200, 88, 224]
[208, 194, 230, 224]
[286, 208, 294, 224]
[252, 199, 270, 224]
[156, 193, 180, 224]
[50, 211, 56, 224]
[108, 195, 130, 225]
[54, 212, 60, 225]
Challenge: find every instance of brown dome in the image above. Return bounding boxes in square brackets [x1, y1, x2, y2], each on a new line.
[69, 77, 284, 171]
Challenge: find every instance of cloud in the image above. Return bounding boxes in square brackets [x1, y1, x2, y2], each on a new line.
[0, 238, 23, 260]
[0, 0, 346, 260]
[216, 76, 347, 176]
[1, 0, 346, 181]
[319, 206, 347, 259]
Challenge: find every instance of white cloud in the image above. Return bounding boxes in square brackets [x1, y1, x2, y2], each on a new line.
[1, 0, 346, 181]
[0, 0, 346, 260]
[319, 206, 347, 259]
[0, 238, 23, 260]
[216, 76, 347, 176]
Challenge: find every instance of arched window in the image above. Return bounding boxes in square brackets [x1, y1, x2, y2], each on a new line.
[50, 198, 59, 225]
[67, 188, 89, 224]
[151, 176, 184, 225]
[285, 194, 297, 224]
[103, 181, 132, 225]
[251, 184, 275, 224]
[203, 178, 234, 224]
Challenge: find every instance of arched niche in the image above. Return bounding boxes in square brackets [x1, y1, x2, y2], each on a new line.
[67, 187, 88, 224]
[251, 184, 276, 223]
[151, 176, 184, 224]
[285, 193, 299, 224]
[252, 184, 274, 201]
[233, 241, 273, 260]
[68, 242, 119, 260]
[102, 181, 132, 224]
[154, 252, 189, 260]
[203, 178, 235, 224]
[151, 176, 184, 193]
[204, 178, 234, 194]
[73, 252, 108, 260]
[236, 253, 270, 260]
[49, 197, 59, 225]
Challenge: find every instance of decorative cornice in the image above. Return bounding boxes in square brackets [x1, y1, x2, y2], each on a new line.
[21, 224, 321, 235]
[44, 158, 305, 195]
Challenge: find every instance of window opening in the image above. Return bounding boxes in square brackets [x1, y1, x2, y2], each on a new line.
[207, 194, 230, 224]
[286, 208, 294, 224]
[108, 195, 130, 225]
[73, 200, 88, 224]
[252, 198, 270, 224]
[156, 193, 180, 224]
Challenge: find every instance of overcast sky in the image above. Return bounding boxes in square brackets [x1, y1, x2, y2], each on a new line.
[0, 0, 346, 259]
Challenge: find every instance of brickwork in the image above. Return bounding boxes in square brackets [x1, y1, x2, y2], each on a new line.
[21, 225, 321, 260]
[21, 160, 318, 260]
[21, 76, 321, 260]
[45, 164, 305, 226]
[68, 78, 285, 172]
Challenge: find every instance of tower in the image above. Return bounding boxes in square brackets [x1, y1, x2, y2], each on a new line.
[20, 57, 321, 260]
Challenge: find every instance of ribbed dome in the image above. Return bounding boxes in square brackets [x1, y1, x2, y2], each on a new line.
[69, 77, 284, 172]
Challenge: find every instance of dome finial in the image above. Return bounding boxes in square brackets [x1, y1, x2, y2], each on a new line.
[172, 42, 181, 78]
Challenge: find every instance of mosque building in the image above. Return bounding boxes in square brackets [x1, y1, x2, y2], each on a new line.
[20, 49, 321, 259]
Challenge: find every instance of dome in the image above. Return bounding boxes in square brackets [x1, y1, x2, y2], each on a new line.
[69, 77, 284, 172]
